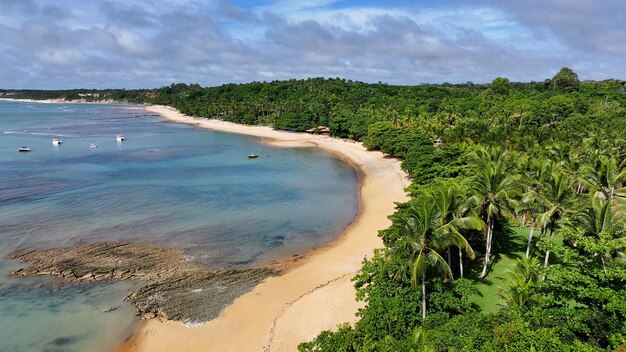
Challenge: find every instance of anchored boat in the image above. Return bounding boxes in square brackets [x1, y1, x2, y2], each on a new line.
[52, 138, 62, 145]
[18, 146, 31, 152]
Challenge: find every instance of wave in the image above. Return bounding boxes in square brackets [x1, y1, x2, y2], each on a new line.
[184, 321, 205, 328]
[3, 131, 75, 137]
[29, 132, 77, 137]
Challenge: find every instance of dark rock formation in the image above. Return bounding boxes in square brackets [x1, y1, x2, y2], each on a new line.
[10, 241, 275, 323]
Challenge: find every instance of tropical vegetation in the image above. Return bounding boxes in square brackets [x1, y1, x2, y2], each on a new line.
[4, 67, 626, 350]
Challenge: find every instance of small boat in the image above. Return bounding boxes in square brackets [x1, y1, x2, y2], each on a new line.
[116, 134, 125, 142]
[248, 154, 259, 159]
[18, 146, 31, 152]
[90, 143, 99, 148]
[52, 138, 62, 145]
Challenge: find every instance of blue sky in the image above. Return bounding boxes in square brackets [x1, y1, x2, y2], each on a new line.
[0, 0, 624, 89]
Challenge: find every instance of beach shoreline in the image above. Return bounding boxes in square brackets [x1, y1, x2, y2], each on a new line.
[114, 105, 409, 352]
[0, 98, 409, 351]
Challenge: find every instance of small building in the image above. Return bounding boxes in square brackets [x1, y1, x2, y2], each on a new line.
[145, 92, 159, 99]
[433, 138, 443, 148]
[317, 126, 330, 134]
[78, 93, 101, 98]
[306, 126, 331, 134]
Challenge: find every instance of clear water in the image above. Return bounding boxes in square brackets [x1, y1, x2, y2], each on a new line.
[0, 101, 359, 351]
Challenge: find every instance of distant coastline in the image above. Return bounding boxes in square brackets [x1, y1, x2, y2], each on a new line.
[0, 97, 121, 104]
[115, 105, 409, 352]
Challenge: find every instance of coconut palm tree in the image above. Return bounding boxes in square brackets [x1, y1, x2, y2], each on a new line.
[391, 197, 478, 319]
[546, 142, 571, 164]
[558, 151, 584, 194]
[498, 257, 541, 309]
[468, 151, 518, 279]
[568, 197, 626, 273]
[582, 132, 610, 156]
[608, 138, 626, 168]
[517, 159, 554, 258]
[536, 170, 574, 269]
[581, 132, 612, 165]
[431, 183, 485, 277]
[384, 326, 433, 352]
[580, 156, 626, 203]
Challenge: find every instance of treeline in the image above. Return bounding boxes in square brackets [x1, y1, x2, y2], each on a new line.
[0, 88, 149, 101]
[297, 71, 626, 351]
[9, 73, 626, 188]
[5, 69, 626, 350]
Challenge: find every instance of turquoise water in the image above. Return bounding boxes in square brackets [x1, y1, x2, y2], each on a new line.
[0, 101, 359, 351]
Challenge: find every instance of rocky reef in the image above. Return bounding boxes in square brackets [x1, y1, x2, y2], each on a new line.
[10, 241, 275, 323]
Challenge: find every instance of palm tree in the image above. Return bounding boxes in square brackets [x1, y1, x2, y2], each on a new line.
[582, 132, 611, 158]
[468, 150, 517, 279]
[384, 326, 433, 352]
[580, 156, 626, 202]
[557, 150, 584, 194]
[519, 200, 540, 259]
[546, 142, 571, 164]
[498, 257, 541, 309]
[536, 170, 574, 269]
[608, 138, 626, 168]
[391, 197, 478, 319]
[568, 197, 626, 273]
[517, 159, 553, 258]
[431, 183, 485, 277]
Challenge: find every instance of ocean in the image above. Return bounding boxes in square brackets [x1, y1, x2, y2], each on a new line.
[0, 101, 359, 351]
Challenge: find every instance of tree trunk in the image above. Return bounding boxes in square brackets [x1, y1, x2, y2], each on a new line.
[525, 224, 535, 259]
[479, 219, 493, 279]
[421, 271, 426, 319]
[543, 250, 550, 268]
[459, 247, 464, 278]
[542, 231, 554, 280]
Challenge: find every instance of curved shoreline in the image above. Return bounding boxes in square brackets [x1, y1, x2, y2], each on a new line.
[119, 105, 409, 351]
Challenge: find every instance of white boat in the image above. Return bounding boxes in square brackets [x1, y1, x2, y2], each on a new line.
[52, 138, 62, 145]
[116, 134, 125, 142]
[90, 143, 99, 148]
[18, 146, 31, 152]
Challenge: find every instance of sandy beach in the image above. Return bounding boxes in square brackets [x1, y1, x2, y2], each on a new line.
[111, 105, 410, 351]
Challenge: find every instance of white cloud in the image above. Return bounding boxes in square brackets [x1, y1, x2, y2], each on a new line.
[254, 0, 343, 14]
[109, 27, 158, 56]
[0, 0, 624, 88]
[36, 48, 87, 65]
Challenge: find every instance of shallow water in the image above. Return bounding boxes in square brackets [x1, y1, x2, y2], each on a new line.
[0, 101, 359, 351]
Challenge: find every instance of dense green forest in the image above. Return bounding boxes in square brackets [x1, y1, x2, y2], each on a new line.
[4, 68, 626, 350]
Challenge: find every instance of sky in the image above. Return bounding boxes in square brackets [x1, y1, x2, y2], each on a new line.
[0, 0, 625, 89]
